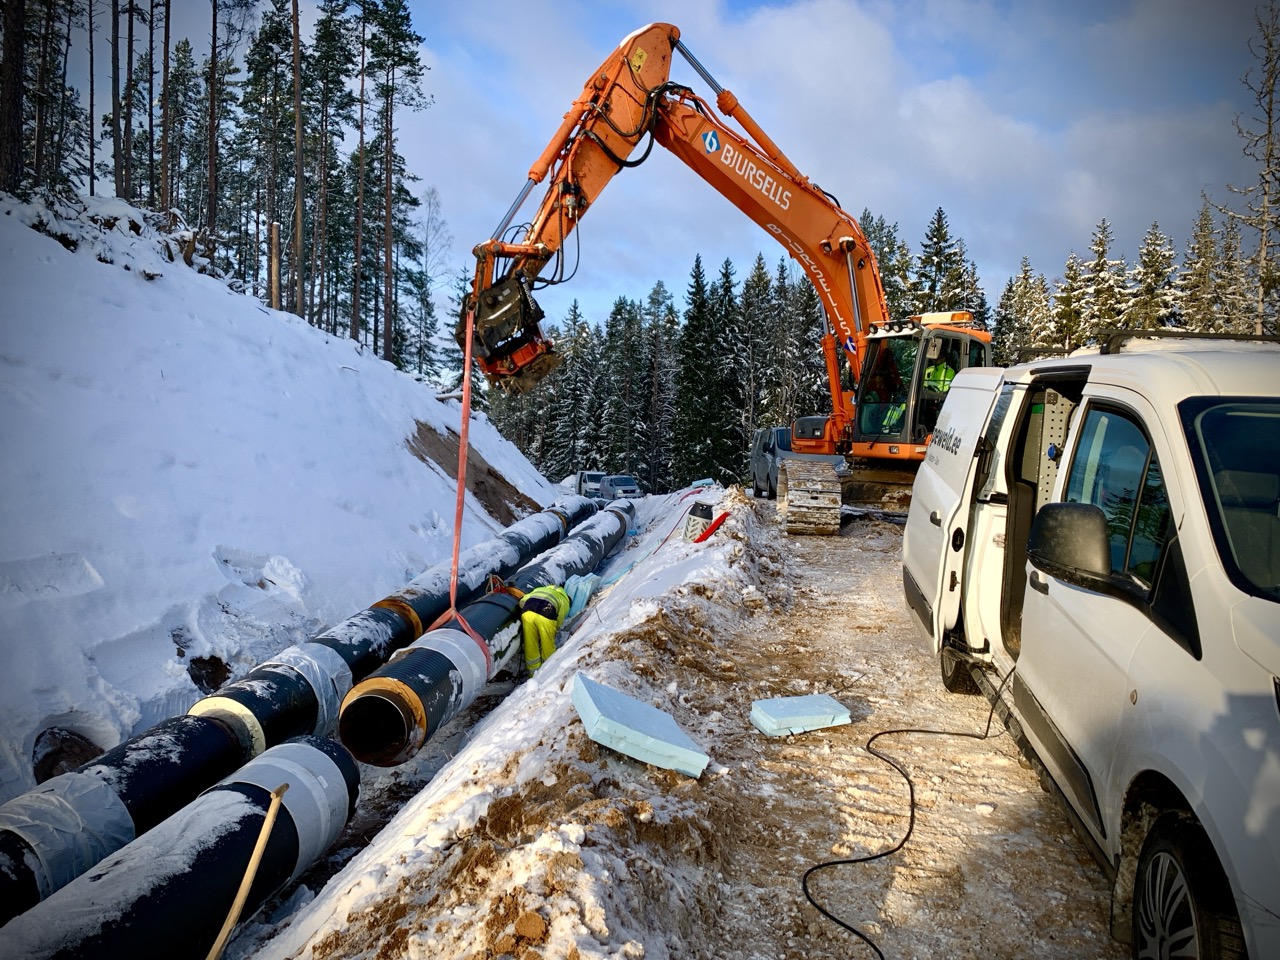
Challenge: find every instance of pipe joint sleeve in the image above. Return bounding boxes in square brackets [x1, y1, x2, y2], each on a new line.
[262, 644, 354, 737]
[218, 740, 354, 883]
[0, 772, 134, 898]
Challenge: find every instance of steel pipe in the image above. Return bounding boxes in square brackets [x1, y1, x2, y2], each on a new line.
[188, 497, 597, 755]
[0, 498, 594, 928]
[0, 714, 245, 928]
[0, 738, 359, 960]
[338, 501, 635, 767]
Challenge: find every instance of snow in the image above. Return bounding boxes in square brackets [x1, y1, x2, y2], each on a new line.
[0, 194, 557, 803]
[0, 194, 1126, 958]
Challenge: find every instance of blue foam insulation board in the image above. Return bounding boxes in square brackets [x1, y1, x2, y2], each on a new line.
[571, 673, 710, 777]
[750, 694, 851, 736]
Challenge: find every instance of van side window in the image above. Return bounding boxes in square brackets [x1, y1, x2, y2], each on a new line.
[1064, 407, 1171, 587]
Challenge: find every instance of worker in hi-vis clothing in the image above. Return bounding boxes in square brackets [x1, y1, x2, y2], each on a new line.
[518, 584, 571, 674]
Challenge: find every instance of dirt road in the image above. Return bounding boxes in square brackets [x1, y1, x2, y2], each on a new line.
[241, 496, 1128, 960]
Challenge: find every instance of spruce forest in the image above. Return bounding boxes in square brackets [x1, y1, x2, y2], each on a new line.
[3, 1, 1278, 493]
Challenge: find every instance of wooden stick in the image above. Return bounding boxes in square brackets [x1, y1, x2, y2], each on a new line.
[205, 782, 290, 960]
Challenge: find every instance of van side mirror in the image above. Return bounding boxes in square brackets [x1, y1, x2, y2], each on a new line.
[1027, 502, 1111, 583]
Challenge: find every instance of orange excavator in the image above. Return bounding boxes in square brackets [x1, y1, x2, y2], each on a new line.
[460, 22, 990, 532]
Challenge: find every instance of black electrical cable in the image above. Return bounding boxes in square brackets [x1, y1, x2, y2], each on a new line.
[801, 665, 1017, 959]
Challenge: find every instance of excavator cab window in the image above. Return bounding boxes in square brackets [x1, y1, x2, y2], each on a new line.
[857, 337, 918, 439]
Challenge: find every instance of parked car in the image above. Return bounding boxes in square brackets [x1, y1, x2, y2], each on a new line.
[749, 425, 845, 499]
[901, 331, 1280, 959]
[598, 475, 642, 500]
[749, 427, 787, 498]
[574, 471, 605, 497]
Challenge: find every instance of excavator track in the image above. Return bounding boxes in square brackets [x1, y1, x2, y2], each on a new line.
[777, 461, 843, 535]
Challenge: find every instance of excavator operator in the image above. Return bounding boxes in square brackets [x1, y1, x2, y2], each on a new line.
[519, 584, 571, 674]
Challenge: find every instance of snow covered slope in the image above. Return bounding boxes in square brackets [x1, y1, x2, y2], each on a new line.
[0, 195, 557, 803]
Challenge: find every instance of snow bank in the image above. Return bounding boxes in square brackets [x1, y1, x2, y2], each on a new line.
[0, 194, 557, 803]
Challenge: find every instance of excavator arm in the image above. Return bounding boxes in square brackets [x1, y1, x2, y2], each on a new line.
[462, 22, 891, 428]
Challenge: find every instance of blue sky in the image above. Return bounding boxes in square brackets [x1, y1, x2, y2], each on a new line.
[398, 0, 1261, 325]
[80, 1, 1263, 325]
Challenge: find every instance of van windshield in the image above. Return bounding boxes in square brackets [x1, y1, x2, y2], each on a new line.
[1182, 398, 1280, 603]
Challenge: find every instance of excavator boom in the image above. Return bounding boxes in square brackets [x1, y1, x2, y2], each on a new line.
[462, 22, 889, 423]
[463, 22, 990, 530]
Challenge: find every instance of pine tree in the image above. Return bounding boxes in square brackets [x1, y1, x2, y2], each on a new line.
[1124, 223, 1179, 330]
[641, 281, 679, 493]
[1218, 217, 1255, 332]
[673, 254, 714, 485]
[956, 239, 991, 326]
[369, 0, 427, 362]
[992, 279, 1019, 365]
[308, 0, 358, 329]
[1179, 199, 1220, 332]
[739, 253, 773, 451]
[915, 207, 967, 311]
[1222, 0, 1280, 334]
[1050, 253, 1087, 351]
[1081, 218, 1128, 343]
[992, 257, 1048, 362]
[598, 296, 649, 477]
[2, 0, 27, 192]
[709, 257, 748, 481]
[858, 209, 916, 318]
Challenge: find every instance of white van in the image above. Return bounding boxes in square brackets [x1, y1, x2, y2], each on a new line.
[902, 332, 1280, 958]
[574, 471, 605, 498]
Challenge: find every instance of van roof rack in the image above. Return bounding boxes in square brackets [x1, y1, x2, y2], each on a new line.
[1100, 328, 1280, 355]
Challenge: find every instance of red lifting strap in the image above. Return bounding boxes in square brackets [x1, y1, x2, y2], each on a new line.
[436, 304, 493, 674]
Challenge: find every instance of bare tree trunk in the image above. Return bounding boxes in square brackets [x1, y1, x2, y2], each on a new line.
[147, 0, 155, 207]
[54, 4, 74, 183]
[270, 221, 281, 310]
[160, 0, 170, 214]
[111, 0, 122, 195]
[291, 0, 305, 320]
[123, 0, 135, 200]
[350, 17, 366, 342]
[0, 0, 25, 194]
[206, 0, 218, 238]
[32, 3, 54, 187]
[89, 0, 97, 195]
[383, 71, 395, 362]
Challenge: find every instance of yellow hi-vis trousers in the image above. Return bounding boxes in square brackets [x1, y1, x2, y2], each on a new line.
[521, 611, 559, 673]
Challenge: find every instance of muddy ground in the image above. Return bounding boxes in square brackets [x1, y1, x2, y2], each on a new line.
[237, 498, 1127, 960]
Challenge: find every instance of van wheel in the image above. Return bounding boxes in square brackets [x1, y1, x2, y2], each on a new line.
[753, 478, 762, 498]
[1132, 813, 1246, 960]
[940, 644, 978, 694]
[767, 476, 777, 500]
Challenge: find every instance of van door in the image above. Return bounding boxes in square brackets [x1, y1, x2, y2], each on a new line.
[903, 367, 1005, 653]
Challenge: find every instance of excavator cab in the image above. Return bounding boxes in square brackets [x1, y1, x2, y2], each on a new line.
[852, 313, 991, 453]
[458, 272, 561, 394]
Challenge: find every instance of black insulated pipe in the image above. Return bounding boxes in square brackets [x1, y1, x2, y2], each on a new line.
[0, 499, 595, 931]
[0, 714, 245, 928]
[189, 498, 597, 757]
[510, 500, 635, 593]
[338, 503, 635, 768]
[338, 592, 521, 767]
[0, 737, 359, 960]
